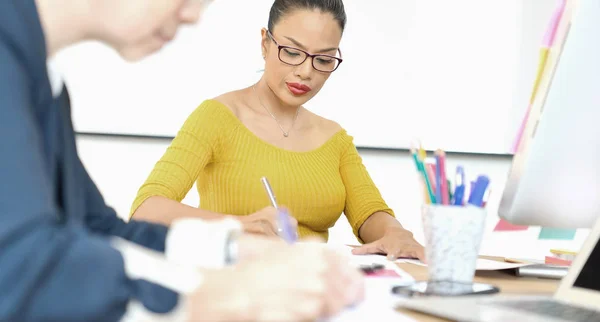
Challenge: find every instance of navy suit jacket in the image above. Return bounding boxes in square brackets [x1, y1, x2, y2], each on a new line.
[0, 1, 178, 320]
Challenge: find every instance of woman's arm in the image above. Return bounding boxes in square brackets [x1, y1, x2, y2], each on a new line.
[357, 211, 407, 244]
[338, 134, 396, 241]
[339, 134, 425, 259]
[133, 196, 231, 226]
[129, 101, 229, 224]
[134, 196, 290, 237]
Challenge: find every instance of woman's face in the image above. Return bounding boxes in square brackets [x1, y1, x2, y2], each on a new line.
[261, 9, 343, 107]
[90, 0, 207, 61]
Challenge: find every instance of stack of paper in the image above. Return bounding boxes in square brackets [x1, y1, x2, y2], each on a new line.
[322, 248, 417, 321]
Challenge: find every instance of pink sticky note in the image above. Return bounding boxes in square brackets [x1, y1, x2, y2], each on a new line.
[494, 219, 529, 231]
[545, 256, 572, 266]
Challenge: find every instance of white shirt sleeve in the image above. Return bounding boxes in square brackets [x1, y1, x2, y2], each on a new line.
[165, 217, 242, 269]
[110, 237, 202, 322]
[113, 218, 242, 322]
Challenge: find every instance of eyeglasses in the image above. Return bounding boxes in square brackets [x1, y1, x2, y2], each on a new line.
[267, 30, 343, 73]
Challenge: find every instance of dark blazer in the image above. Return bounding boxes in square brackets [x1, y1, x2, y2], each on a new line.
[0, 1, 178, 320]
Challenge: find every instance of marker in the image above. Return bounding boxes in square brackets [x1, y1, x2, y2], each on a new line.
[260, 177, 297, 243]
[452, 166, 465, 206]
[468, 175, 491, 207]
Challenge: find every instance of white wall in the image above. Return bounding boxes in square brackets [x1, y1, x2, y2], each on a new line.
[56, 0, 555, 155]
[72, 0, 585, 261]
[77, 135, 589, 260]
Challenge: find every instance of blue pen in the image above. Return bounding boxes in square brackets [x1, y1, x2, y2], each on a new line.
[452, 166, 466, 206]
[260, 177, 297, 243]
[468, 175, 491, 207]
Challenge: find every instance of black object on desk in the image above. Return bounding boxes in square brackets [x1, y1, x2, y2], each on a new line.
[359, 263, 384, 274]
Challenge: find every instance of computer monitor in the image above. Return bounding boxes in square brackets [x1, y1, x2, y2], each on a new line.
[498, 0, 600, 229]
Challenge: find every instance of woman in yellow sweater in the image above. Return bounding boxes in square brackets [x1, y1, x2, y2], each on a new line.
[131, 0, 424, 260]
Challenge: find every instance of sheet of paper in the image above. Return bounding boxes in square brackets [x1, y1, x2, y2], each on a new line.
[400, 258, 530, 271]
[321, 277, 417, 322]
[341, 245, 415, 282]
[316, 245, 418, 321]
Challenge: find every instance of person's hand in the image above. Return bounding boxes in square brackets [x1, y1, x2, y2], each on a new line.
[352, 227, 426, 261]
[236, 233, 286, 262]
[188, 241, 365, 322]
[240, 206, 298, 238]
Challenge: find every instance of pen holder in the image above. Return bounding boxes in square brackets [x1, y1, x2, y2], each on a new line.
[421, 204, 487, 284]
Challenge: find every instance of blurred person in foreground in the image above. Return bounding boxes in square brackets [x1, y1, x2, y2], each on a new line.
[0, 0, 364, 321]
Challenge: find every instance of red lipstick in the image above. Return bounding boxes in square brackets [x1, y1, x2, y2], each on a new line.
[286, 82, 312, 95]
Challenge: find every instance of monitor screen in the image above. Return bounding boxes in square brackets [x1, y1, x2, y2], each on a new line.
[573, 241, 600, 291]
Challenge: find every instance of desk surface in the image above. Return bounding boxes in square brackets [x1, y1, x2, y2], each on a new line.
[395, 263, 559, 321]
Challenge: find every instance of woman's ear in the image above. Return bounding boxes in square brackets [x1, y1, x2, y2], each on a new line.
[260, 28, 269, 60]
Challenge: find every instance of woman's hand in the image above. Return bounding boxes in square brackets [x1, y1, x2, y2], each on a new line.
[352, 226, 426, 261]
[240, 206, 298, 238]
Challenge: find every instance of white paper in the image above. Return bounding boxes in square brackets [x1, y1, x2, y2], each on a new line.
[318, 246, 417, 321]
[400, 258, 531, 271]
[321, 277, 417, 322]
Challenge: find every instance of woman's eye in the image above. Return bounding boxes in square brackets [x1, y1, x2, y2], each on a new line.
[284, 49, 301, 56]
[316, 58, 334, 65]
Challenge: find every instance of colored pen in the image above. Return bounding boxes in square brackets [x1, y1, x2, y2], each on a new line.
[410, 148, 436, 204]
[482, 187, 491, 208]
[260, 177, 297, 243]
[260, 177, 279, 210]
[417, 146, 437, 204]
[469, 181, 476, 202]
[468, 175, 491, 207]
[425, 161, 437, 194]
[435, 150, 449, 205]
[452, 166, 465, 206]
[409, 149, 430, 204]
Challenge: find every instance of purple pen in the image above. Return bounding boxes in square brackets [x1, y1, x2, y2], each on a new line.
[277, 208, 298, 243]
[260, 177, 297, 243]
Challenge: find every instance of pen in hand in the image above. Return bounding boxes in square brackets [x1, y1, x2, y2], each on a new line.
[260, 177, 297, 243]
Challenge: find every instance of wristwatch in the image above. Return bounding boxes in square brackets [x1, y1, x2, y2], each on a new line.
[224, 229, 240, 265]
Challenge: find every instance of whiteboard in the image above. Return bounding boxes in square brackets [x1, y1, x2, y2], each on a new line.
[53, 0, 554, 154]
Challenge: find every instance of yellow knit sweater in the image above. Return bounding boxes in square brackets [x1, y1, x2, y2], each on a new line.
[130, 100, 394, 241]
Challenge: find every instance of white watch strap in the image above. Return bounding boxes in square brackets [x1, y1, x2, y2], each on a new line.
[165, 217, 242, 269]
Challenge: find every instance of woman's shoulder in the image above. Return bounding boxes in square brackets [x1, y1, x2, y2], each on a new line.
[210, 90, 248, 118]
[307, 111, 354, 148]
[186, 93, 242, 125]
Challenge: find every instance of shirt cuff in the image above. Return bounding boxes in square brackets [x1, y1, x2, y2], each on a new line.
[110, 237, 204, 322]
[165, 217, 243, 269]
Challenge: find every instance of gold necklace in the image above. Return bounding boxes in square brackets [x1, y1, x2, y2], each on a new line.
[253, 84, 300, 137]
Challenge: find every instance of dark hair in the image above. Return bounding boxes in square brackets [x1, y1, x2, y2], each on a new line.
[268, 0, 347, 33]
